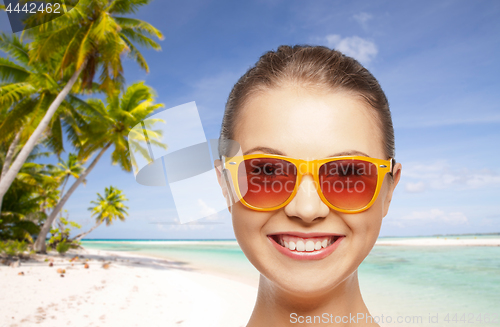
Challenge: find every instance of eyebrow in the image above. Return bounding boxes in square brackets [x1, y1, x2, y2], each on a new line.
[243, 146, 371, 158]
[327, 150, 371, 158]
[243, 146, 285, 156]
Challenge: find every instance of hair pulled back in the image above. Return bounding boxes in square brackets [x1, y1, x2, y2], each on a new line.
[219, 45, 395, 159]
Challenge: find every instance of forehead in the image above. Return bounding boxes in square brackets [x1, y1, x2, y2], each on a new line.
[233, 86, 385, 159]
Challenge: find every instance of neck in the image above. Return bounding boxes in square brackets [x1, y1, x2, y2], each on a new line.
[246, 270, 379, 327]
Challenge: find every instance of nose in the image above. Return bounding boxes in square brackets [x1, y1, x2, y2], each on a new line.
[284, 174, 330, 223]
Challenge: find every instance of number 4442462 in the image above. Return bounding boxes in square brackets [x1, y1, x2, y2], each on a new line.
[5, 2, 62, 14]
[444, 313, 498, 324]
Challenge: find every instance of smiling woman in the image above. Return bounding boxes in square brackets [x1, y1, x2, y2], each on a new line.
[215, 45, 402, 327]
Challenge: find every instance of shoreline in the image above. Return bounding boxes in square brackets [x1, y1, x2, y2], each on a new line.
[375, 237, 500, 246]
[81, 236, 500, 247]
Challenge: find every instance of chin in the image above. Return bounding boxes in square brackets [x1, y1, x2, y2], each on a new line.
[279, 276, 342, 296]
[255, 255, 356, 296]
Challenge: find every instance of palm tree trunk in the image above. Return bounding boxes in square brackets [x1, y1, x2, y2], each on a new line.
[60, 176, 69, 200]
[0, 63, 85, 213]
[0, 130, 22, 182]
[71, 220, 103, 242]
[33, 142, 112, 253]
[53, 176, 70, 229]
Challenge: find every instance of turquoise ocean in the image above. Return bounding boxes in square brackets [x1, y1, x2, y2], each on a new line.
[82, 235, 500, 326]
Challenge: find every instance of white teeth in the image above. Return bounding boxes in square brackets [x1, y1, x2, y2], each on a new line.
[277, 235, 338, 252]
[305, 241, 315, 251]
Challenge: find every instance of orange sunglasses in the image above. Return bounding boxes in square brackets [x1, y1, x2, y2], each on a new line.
[221, 154, 394, 213]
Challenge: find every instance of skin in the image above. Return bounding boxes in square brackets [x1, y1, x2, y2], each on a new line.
[216, 84, 402, 327]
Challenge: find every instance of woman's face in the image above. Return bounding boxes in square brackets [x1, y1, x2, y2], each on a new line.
[219, 85, 401, 297]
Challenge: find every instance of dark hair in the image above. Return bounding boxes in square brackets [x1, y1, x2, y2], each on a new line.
[219, 45, 395, 159]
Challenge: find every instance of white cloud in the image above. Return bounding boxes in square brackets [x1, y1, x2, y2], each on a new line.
[403, 160, 500, 192]
[353, 12, 372, 27]
[324, 34, 378, 64]
[405, 181, 426, 193]
[400, 209, 468, 225]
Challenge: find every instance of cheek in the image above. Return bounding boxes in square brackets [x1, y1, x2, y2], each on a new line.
[343, 198, 385, 259]
[231, 204, 272, 265]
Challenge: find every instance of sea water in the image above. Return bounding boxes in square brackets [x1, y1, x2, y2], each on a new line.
[82, 236, 500, 326]
[360, 244, 500, 326]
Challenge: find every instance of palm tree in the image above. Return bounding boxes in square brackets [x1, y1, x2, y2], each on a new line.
[0, 149, 60, 242]
[71, 186, 128, 241]
[33, 81, 164, 252]
[0, 33, 89, 209]
[0, 0, 163, 212]
[50, 153, 86, 228]
[53, 153, 85, 199]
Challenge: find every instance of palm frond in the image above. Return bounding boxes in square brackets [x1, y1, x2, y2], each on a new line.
[119, 81, 154, 112]
[114, 17, 164, 40]
[107, 0, 151, 14]
[30, 23, 81, 65]
[0, 33, 31, 66]
[0, 82, 36, 107]
[120, 34, 149, 72]
[120, 28, 161, 51]
[0, 58, 31, 83]
[0, 97, 39, 141]
[59, 27, 89, 74]
[46, 117, 64, 156]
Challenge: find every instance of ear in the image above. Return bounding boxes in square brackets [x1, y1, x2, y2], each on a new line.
[383, 162, 402, 218]
[214, 159, 233, 213]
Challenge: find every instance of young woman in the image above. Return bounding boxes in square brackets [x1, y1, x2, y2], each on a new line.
[215, 45, 402, 326]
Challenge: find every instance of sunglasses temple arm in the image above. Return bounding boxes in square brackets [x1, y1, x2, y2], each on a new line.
[390, 158, 396, 176]
[223, 170, 236, 205]
[220, 156, 237, 206]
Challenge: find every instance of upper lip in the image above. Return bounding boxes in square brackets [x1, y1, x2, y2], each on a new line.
[267, 231, 345, 238]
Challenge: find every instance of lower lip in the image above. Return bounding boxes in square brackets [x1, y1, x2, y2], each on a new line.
[268, 235, 344, 260]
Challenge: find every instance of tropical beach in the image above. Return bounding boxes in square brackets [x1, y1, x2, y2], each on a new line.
[2, 235, 500, 327]
[1, 1, 500, 327]
[0, 247, 258, 327]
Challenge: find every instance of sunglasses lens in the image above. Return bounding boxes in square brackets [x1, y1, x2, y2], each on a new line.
[238, 158, 297, 208]
[319, 160, 378, 210]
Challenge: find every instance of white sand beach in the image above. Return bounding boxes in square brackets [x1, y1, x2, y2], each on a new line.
[0, 249, 257, 327]
[2, 237, 499, 327]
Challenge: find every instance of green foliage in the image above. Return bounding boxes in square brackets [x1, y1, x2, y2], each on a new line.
[55, 240, 71, 254]
[47, 215, 81, 251]
[0, 33, 88, 155]
[25, 0, 163, 93]
[0, 147, 61, 242]
[89, 186, 129, 225]
[0, 240, 33, 258]
[1, 1, 162, 249]
[76, 82, 164, 171]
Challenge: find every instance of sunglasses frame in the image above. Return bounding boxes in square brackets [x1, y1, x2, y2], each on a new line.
[222, 154, 394, 213]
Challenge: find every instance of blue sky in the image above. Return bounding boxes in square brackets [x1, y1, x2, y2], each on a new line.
[1, 0, 499, 239]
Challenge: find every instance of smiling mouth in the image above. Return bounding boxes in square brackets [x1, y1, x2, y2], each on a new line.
[270, 234, 342, 252]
